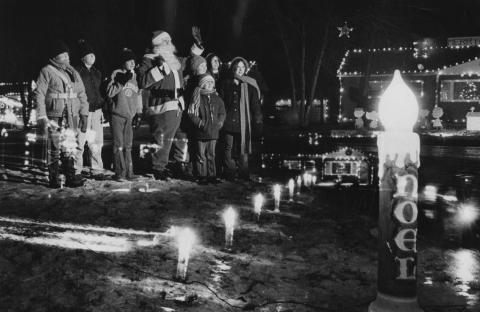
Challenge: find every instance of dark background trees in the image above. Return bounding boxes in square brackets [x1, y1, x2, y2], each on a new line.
[1, 0, 479, 125]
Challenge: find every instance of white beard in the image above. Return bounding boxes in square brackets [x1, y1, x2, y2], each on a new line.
[157, 44, 181, 71]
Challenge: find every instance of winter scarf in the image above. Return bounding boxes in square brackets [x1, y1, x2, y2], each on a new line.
[188, 75, 216, 117]
[49, 59, 77, 82]
[234, 74, 261, 154]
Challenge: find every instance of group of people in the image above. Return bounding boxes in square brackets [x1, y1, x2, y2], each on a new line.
[33, 28, 263, 188]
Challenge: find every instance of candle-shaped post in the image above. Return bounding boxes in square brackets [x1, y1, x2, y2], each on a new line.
[273, 184, 281, 212]
[302, 172, 309, 187]
[311, 175, 317, 186]
[253, 193, 264, 221]
[223, 207, 237, 249]
[288, 178, 295, 201]
[296, 176, 302, 194]
[369, 70, 423, 312]
[176, 227, 196, 281]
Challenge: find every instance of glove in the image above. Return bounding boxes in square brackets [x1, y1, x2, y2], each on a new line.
[132, 114, 142, 129]
[152, 55, 165, 67]
[114, 72, 130, 85]
[192, 26, 204, 50]
[37, 117, 49, 136]
[79, 115, 88, 133]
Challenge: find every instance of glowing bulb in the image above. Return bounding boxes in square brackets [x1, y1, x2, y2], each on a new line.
[273, 184, 281, 212]
[423, 185, 437, 202]
[379, 70, 419, 131]
[288, 179, 295, 201]
[253, 193, 264, 219]
[223, 207, 237, 249]
[176, 227, 196, 281]
[456, 204, 479, 225]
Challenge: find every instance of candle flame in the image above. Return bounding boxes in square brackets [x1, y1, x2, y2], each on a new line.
[223, 207, 237, 229]
[379, 70, 419, 131]
[254, 193, 264, 214]
[273, 184, 281, 200]
[177, 227, 195, 258]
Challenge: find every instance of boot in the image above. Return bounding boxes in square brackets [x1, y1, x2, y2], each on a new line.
[48, 162, 61, 189]
[64, 157, 84, 188]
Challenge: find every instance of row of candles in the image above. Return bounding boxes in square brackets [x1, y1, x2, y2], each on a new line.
[175, 172, 317, 281]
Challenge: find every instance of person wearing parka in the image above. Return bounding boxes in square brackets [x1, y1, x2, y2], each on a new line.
[136, 28, 204, 181]
[188, 74, 226, 183]
[34, 40, 89, 188]
[106, 48, 142, 181]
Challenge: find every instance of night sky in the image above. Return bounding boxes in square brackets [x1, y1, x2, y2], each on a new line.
[1, 0, 480, 106]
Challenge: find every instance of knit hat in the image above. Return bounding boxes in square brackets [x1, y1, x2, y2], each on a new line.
[119, 47, 135, 64]
[152, 30, 171, 45]
[198, 74, 215, 88]
[188, 55, 206, 75]
[50, 40, 70, 59]
[78, 39, 94, 58]
[229, 56, 249, 72]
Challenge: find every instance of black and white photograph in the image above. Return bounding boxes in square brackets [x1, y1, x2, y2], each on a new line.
[0, 0, 480, 311]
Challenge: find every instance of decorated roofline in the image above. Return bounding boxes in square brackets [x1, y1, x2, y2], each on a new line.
[337, 45, 480, 77]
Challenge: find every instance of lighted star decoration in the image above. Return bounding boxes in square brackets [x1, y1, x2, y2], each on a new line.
[337, 21, 353, 38]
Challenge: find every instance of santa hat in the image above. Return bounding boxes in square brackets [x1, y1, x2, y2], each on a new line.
[119, 47, 135, 64]
[152, 30, 171, 45]
[50, 40, 70, 59]
[188, 55, 206, 75]
[78, 39, 94, 58]
[229, 56, 249, 71]
[198, 74, 215, 88]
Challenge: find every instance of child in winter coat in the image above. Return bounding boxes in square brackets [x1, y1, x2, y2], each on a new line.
[188, 74, 226, 184]
[106, 48, 142, 181]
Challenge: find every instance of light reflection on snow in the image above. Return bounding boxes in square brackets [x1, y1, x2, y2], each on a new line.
[0, 216, 176, 253]
[0, 227, 132, 252]
[447, 249, 480, 305]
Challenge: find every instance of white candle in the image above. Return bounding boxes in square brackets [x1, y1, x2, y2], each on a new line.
[311, 175, 317, 185]
[302, 173, 309, 187]
[273, 184, 281, 212]
[176, 227, 195, 281]
[296, 176, 302, 194]
[223, 207, 237, 249]
[253, 193, 264, 220]
[288, 178, 295, 201]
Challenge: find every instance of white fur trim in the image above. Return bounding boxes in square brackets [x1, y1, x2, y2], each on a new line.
[190, 44, 204, 56]
[162, 63, 171, 75]
[152, 32, 171, 45]
[149, 66, 164, 82]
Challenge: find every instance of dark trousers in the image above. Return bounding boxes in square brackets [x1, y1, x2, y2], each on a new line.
[149, 110, 181, 171]
[172, 126, 189, 163]
[193, 139, 217, 177]
[111, 114, 133, 178]
[222, 132, 249, 178]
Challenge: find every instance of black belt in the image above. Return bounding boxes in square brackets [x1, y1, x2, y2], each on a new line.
[149, 88, 183, 98]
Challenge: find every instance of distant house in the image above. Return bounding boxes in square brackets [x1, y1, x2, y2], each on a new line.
[337, 40, 480, 125]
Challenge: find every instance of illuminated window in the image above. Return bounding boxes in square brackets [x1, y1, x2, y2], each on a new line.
[440, 79, 480, 102]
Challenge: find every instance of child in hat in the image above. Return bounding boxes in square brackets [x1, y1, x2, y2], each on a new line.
[106, 48, 142, 181]
[188, 74, 226, 184]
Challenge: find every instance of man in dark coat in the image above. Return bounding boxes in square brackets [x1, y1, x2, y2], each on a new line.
[137, 29, 204, 180]
[34, 40, 89, 188]
[75, 39, 105, 178]
[218, 57, 263, 181]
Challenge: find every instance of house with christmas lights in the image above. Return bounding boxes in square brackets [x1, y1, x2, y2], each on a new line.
[337, 38, 480, 126]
